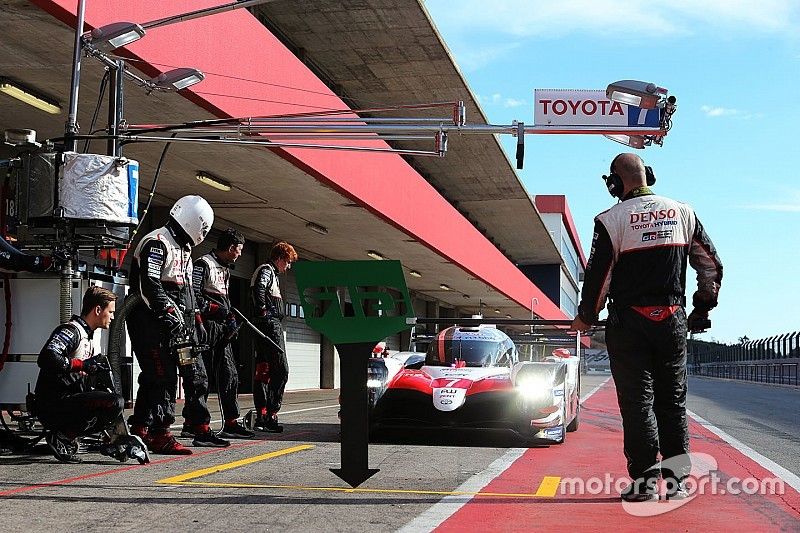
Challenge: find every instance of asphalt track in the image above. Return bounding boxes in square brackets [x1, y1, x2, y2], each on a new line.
[0, 374, 798, 532]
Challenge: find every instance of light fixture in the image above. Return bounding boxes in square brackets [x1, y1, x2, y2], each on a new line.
[606, 80, 665, 110]
[0, 78, 61, 114]
[305, 222, 328, 235]
[366, 250, 385, 260]
[603, 134, 646, 149]
[408, 270, 422, 278]
[150, 68, 205, 91]
[87, 22, 146, 52]
[494, 308, 501, 314]
[462, 294, 470, 299]
[196, 170, 231, 191]
[505, 314, 512, 319]
[439, 283, 451, 291]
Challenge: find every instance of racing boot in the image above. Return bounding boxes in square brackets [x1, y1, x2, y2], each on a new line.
[664, 478, 690, 500]
[99, 435, 151, 464]
[620, 476, 658, 502]
[192, 424, 230, 447]
[149, 429, 193, 455]
[98, 440, 127, 462]
[129, 424, 152, 449]
[219, 420, 256, 439]
[46, 431, 81, 463]
[261, 413, 283, 433]
[180, 424, 196, 438]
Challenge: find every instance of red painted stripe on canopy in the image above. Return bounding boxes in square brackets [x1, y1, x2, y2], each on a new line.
[32, 0, 564, 319]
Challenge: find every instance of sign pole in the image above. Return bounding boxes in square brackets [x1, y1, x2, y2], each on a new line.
[330, 342, 379, 487]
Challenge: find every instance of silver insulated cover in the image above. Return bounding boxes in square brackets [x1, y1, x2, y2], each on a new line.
[59, 152, 139, 225]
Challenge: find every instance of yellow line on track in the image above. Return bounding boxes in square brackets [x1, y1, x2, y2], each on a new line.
[157, 445, 561, 499]
[157, 444, 314, 485]
[165, 479, 559, 498]
[534, 476, 561, 497]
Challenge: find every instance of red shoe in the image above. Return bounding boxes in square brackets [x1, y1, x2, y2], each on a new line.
[149, 431, 193, 455]
[130, 424, 153, 448]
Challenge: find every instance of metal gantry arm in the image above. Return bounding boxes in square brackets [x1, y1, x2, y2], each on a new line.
[111, 94, 674, 163]
[63, 0, 677, 161]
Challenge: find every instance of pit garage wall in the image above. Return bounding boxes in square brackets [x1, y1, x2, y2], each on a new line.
[35, 0, 566, 323]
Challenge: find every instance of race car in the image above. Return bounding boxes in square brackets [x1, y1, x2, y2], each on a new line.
[367, 325, 580, 443]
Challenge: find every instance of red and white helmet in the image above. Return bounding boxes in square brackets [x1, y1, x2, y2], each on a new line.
[551, 348, 572, 359]
[170, 195, 214, 246]
[372, 342, 387, 356]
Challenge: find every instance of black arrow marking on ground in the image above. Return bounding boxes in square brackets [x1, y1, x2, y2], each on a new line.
[331, 342, 379, 488]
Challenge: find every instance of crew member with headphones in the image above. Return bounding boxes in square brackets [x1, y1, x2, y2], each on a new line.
[571, 153, 723, 502]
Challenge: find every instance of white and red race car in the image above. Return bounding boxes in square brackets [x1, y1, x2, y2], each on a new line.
[367, 325, 580, 443]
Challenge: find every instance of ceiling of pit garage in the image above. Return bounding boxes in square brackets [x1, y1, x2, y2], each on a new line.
[250, 0, 560, 265]
[0, 0, 562, 317]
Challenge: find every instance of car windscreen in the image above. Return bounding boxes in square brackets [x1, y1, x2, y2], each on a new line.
[425, 339, 502, 367]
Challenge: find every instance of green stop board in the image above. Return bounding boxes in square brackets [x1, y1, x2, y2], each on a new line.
[293, 260, 414, 345]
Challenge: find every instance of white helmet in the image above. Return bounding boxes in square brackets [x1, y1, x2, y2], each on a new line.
[169, 195, 214, 246]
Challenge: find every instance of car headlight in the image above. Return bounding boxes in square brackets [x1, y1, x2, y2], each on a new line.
[367, 379, 384, 388]
[516, 375, 551, 400]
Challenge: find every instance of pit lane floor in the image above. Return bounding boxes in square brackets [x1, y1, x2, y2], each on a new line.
[1, 375, 798, 532]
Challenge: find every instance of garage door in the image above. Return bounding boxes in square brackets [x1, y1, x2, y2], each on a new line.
[284, 319, 321, 390]
[283, 274, 321, 390]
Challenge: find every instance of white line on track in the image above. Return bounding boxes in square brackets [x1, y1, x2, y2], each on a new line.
[169, 404, 340, 430]
[687, 408, 800, 492]
[398, 377, 611, 533]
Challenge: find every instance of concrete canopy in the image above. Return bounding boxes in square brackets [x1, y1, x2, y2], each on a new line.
[0, 0, 566, 320]
[251, 0, 561, 266]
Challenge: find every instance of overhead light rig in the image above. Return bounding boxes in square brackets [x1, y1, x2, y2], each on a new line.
[95, 81, 675, 166]
[57, 0, 677, 166]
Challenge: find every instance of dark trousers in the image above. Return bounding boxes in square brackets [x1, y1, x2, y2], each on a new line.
[203, 321, 240, 422]
[253, 319, 289, 416]
[606, 306, 690, 481]
[180, 351, 211, 428]
[38, 391, 124, 439]
[128, 305, 177, 431]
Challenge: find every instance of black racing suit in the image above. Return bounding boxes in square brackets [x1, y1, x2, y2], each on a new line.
[34, 316, 124, 438]
[127, 221, 209, 433]
[193, 252, 240, 423]
[577, 187, 723, 482]
[250, 261, 288, 418]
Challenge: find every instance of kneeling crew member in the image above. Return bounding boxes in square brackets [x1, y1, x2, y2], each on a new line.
[35, 286, 124, 463]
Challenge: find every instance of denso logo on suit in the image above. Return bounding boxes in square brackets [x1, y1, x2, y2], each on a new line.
[630, 209, 676, 224]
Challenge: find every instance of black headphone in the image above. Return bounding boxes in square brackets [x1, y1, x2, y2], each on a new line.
[602, 154, 656, 199]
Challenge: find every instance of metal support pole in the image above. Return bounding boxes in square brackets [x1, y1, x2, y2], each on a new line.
[107, 61, 125, 157]
[60, 259, 74, 324]
[65, 0, 87, 152]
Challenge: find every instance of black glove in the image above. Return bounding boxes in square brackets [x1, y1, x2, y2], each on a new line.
[224, 312, 239, 340]
[159, 307, 185, 338]
[207, 302, 229, 321]
[82, 355, 110, 374]
[687, 309, 711, 333]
